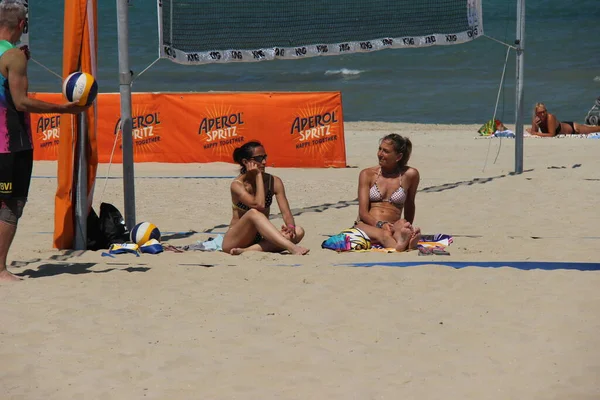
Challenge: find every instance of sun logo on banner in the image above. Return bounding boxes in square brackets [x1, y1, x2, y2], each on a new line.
[197, 104, 246, 159]
[114, 105, 162, 158]
[34, 113, 61, 157]
[290, 105, 341, 157]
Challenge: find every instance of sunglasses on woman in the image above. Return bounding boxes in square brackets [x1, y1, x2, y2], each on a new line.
[249, 154, 268, 163]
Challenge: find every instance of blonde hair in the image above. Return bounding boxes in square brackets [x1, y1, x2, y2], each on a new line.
[0, 0, 26, 30]
[533, 102, 547, 120]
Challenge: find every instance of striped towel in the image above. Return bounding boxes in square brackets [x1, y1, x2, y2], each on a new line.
[418, 234, 454, 249]
[369, 234, 454, 253]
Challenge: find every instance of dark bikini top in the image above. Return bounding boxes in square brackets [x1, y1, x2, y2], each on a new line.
[232, 174, 274, 211]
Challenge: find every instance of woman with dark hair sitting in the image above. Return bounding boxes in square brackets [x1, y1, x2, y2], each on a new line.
[354, 133, 421, 251]
[222, 141, 309, 255]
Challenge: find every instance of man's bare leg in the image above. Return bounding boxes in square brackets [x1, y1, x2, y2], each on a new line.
[0, 220, 20, 282]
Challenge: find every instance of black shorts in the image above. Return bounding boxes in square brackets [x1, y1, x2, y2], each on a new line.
[0, 149, 33, 200]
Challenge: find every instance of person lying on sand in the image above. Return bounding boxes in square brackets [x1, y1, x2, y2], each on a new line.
[526, 102, 600, 136]
[222, 141, 309, 256]
[353, 133, 421, 252]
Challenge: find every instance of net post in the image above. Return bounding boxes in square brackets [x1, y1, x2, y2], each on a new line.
[514, 0, 525, 174]
[116, 0, 136, 230]
[74, 112, 87, 250]
[156, 0, 163, 58]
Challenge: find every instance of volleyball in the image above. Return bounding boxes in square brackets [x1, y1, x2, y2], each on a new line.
[340, 227, 371, 250]
[130, 222, 161, 246]
[62, 72, 98, 106]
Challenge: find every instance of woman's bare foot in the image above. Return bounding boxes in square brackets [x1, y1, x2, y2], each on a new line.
[0, 269, 21, 282]
[395, 226, 413, 252]
[230, 248, 245, 255]
[290, 245, 310, 255]
[408, 226, 422, 250]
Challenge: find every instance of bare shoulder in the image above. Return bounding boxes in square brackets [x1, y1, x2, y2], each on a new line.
[0, 48, 25, 75]
[359, 166, 378, 179]
[404, 166, 420, 181]
[268, 173, 282, 182]
[230, 177, 244, 190]
[270, 174, 285, 190]
[271, 174, 291, 196]
[2, 48, 26, 68]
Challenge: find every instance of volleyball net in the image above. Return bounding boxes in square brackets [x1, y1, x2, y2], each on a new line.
[158, 0, 484, 65]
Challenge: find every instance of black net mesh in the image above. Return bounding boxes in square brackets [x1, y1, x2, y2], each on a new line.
[160, 0, 482, 63]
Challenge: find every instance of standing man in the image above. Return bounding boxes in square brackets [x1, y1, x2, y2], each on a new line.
[0, 0, 90, 282]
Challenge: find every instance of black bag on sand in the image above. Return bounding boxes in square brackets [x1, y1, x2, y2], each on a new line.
[86, 207, 107, 250]
[99, 202, 129, 246]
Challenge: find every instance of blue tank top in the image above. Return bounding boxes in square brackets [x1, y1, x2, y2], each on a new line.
[0, 40, 32, 153]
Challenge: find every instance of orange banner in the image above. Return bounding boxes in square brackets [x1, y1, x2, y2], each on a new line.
[54, 0, 98, 250]
[30, 92, 346, 168]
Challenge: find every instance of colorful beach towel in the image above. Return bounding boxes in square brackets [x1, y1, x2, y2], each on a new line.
[478, 119, 506, 136]
[369, 234, 453, 254]
[415, 234, 453, 256]
[321, 233, 351, 252]
[321, 230, 453, 254]
[418, 234, 454, 248]
[321, 228, 370, 252]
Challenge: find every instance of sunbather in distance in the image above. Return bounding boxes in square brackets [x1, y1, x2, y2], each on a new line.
[526, 103, 600, 136]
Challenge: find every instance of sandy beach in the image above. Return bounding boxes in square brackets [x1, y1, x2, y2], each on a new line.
[2, 122, 600, 399]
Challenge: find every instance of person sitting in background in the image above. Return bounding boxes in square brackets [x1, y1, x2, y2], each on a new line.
[526, 102, 600, 136]
[354, 133, 421, 252]
[222, 141, 309, 256]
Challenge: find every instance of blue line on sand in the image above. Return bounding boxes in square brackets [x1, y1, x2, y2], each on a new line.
[32, 176, 235, 179]
[336, 261, 600, 271]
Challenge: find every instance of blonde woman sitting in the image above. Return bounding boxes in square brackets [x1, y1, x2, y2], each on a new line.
[354, 133, 421, 252]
